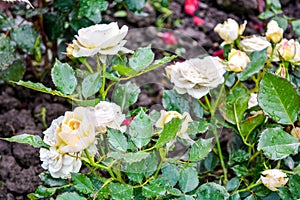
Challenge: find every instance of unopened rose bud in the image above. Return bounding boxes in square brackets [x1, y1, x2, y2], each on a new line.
[214, 18, 247, 44]
[66, 44, 74, 59]
[277, 39, 296, 61]
[266, 20, 283, 44]
[227, 49, 250, 72]
[260, 169, 288, 191]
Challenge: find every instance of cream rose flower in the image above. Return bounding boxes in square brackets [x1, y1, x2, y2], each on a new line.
[166, 56, 226, 99]
[70, 22, 132, 57]
[156, 110, 192, 136]
[291, 41, 300, 65]
[260, 169, 288, 191]
[227, 49, 251, 72]
[214, 18, 247, 44]
[55, 107, 96, 153]
[277, 39, 296, 61]
[266, 20, 283, 44]
[43, 116, 64, 147]
[240, 36, 271, 53]
[93, 101, 126, 133]
[40, 147, 82, 179]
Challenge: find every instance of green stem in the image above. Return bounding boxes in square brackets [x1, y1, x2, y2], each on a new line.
[204, 95, 212, 114]
[237, 181, 262, 193]
[154, 148, 167, 178]
[79, 58, 94, 73]
[198, 99, 209, 111]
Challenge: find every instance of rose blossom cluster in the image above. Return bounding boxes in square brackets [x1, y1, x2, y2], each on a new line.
[40, 101, 125, 178]
[214, 19, 300, 74]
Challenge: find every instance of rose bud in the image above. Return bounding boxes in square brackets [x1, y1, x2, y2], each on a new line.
[227, 49, 250, 72]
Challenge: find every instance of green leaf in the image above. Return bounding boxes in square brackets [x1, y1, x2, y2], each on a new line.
[112, 81, 141, 110]
[127, 173, 144, 184]
[2, 134, 49, 148]
[163, 90, 190, 113]
[240, 114, 266, 137]
[179, 167, 199, 193]
[232, 164, 248, 177]
[81, 72, 102, 98]
[0, 59, 25, 82]
[156, 118, 182, 148]
[11, 24, 38, 54]
[108, 129, 128, 152]
[258, 10, 274, 20]
[258, 127, 300, 160]
[238, 49, 267, 81]
[124, 0, 146, 11]
[162, 163, 179, 186]
[51, 59, 77, 95]
[288, 175, 300, 199]
[39, 172, 68, 187]
[229, 193, 241, 200]
[258, 72, 300, 125]
[112, 65, 137, 76]
[142, 183, 166, 198]
[72, 99, 100, 107]
[128, 110, 153, 148]
[196, 182, 230, 200]
[71, 173, 94, 195]
[143, 55, 177, 73]
[43, 13, 64, 40]
[181, 195, 195, 200]
[56, 192, 87, 200]
[114, 10, 128, 17]
[229, 150, 250, 166]
[79, 0, 108, 23]
[129, 45, 154, 72]
[189, 138, 213, 162]
[225, 177, 240, 192]
[108, 152, 150, 163]
[220, 84, 250, 124]
[187, 120, 208, 135]
[109, 183, 133, 200]
[124, 153, 158, 176]
[292, 19, 300, 37]
[0, 13, 14, 31]
[27, 185, 57, 199]
[104, 72, 119, 82]
[54, 0, 76, 13]
[278, 187, 293, 200]
[272, 16, 288, 31]
[0, 34, 15, 71]
[204, 152, 219, 171]
[167, 187, 182, 196]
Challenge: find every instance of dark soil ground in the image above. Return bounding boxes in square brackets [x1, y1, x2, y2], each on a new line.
[0, 0, 299, 199]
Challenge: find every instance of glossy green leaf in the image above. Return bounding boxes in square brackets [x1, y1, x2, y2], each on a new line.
[179, 167, 199, 193]
[79, 0, 108, 23]
[112, 81, 140, 110]
[258, 10, 274, 20]
[167, 188, 182, 196]
[196, 182, 230, 200]
[232, 164, 248, 177]
[108, 129, 128, 152]
[229, 150, 250, 166]
[229, 193, 241, 200]
[181, 195, 195, 200]
[258, 127, 300, 160]
[125, 0, 146, 11]
[112, 64, 137, 76]
[54, 0, 76, 13]
[143, 55, 177, 73]
[187, 120, 208, 135]
[127, 173, 144, 184]
[238, 49, 267, 81]
[258, 72, 300, 125]
[81, 72, 102, 98]
[27, 185, 57, 199]
[124, 153, 157, 176]
[189, 138, 213, 162]
[104, 72, 119, 82]
[292, 19, 300, 37]
[0, 34, 15, 71]
[204, 152, 219, 171]
[128, 110, 152, 148]
[2, 134, 49, 148]
[240, 114, 265, 137]
[0, 13, 14, 31]
[278, 187, 293, 200]
[225, 177, 240, 192]
[109, 183, 133, 200]
[220, 84, 250, 124]
[163, 90, 190, 113]
[71, 173, 94, 195]
[51, 59, 77, 95]
[156, 118, 182, 148]
[129, 45, 154, 72]
[288, 175, 300, 199]
[142, 183, 166, 198]
[11, 24, 38, 54]
[162, 163, 179, 186]
[56, 192, 86, 200]
[0, 59, 25, 82]
[39, 172, 68, 187]
[108, 152, 149, 163]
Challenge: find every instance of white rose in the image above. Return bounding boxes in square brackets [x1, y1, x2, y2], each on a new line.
[156, 110, 192, 136]
[227, 49, 250, 72]
[70, 22, 132, 57]
[248, 93, 258, 108]
[240, 36, 271, 53]
[167, 56, 226, 99]
[40, 147, 82, 179]
[93, 101, 126, 133]
[260, 169, 288, 191]
[55, 107, 96, 153]
[266, 20, 283, 44]
[43, 116, 64, 146]
[291, 41, 300, 65]
[277, 39, 296, 61]
[214, 18, 247, 44]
